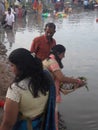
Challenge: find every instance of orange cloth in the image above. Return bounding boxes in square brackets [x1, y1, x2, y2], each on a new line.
[38, 2, 43, 13]
[30, 35, 56, 61]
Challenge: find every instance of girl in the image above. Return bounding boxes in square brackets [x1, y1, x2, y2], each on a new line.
[43, 44, 86, 130]
[0, 48, 56, 130]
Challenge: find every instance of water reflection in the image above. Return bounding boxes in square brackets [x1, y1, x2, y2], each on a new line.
[27, 14, 44, 34]
[15, 17, 27, 31]
[0, 29, 5, 44]
[58, 112, 67, 130]
[5, 29, 15, 49]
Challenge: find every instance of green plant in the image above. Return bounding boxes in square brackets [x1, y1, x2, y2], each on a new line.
[78, 77, 89, 91]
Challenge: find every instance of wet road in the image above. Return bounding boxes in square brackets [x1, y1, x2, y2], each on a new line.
[0, 8, 98, 130]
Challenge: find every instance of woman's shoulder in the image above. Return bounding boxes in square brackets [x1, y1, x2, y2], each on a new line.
[10, 78, 30, 90]
[43, 57, 57, 66]
[6, 78, 31, 102]
[18, 78, 30, 89]
[43, 58, 60, 72]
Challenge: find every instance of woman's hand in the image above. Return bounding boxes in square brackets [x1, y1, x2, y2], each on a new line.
[76, 78, 86, 87]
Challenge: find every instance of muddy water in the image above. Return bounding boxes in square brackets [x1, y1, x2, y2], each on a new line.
[0, 8, 98, 130]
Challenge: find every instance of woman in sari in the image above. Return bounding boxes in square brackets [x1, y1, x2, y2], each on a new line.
[0, 48, 56, 130]
[43, 44, 86, 130]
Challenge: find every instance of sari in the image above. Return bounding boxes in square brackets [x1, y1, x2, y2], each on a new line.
[13, 70, 56, 130]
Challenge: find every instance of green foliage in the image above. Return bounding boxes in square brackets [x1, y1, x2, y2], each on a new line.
[78, 77, 89, 91]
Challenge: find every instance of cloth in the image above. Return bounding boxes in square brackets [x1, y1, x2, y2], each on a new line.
[12, 70, 56, 130]
[6, 78, 49, 118]
[33, 0, 39, 10]
[5, 12, 15, 26]
[43, 54, 61, 103]
[5, 0, 9, 11]
[43, 57, 60, 130]
[13, 116, 42, 130]
[30, 35, 56, 61]
[41, 70, 56, 130]
[83, 0, 89, 5]
[37, 2, 43, 14]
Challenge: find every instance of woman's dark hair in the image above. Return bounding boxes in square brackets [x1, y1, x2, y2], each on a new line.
[49, 44, 66, 68]
[9, 48, 50, 97]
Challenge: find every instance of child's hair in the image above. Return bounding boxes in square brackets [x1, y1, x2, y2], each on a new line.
[9, 48, 50, 97]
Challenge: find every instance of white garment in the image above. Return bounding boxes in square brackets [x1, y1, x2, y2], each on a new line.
[6, 78, 49, 118]
[83, 0, 89, 5]
[5, 12, 15, 26]
[11, 7, 16, 14]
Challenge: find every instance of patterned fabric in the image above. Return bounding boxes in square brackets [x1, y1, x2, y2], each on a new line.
[43, 54, 62, 103]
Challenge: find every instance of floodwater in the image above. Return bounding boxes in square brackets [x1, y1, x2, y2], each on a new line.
[0, 8, 98, 130]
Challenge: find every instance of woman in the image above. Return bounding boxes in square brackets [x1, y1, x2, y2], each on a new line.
[43, 44, 86, 130]
[0, 48, 56, 130]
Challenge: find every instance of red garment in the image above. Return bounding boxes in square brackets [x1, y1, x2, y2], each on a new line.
[33, 0, 39, 10]
[0, 100, 4, 107]
[30, 35, 56, 61]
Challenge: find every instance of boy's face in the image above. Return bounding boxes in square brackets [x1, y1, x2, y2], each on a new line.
[45, 26, 56, 40]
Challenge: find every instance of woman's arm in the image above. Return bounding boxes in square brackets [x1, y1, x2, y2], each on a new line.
[53, 70, 85, 86]
[0, 98, 18, 130]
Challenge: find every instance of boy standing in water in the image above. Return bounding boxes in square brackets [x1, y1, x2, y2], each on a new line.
[4, 8, 15, 29]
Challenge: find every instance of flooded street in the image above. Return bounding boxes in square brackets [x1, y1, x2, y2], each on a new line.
[0, 8, 98, 130]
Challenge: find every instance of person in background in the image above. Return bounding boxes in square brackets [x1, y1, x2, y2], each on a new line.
[5, 29, 15, 49]
[83, 0, 89, 9]
[30, 22, 56, 61]
[22, 5, 27, 17]
[4, 0, 9, 11]
[43, 44, 86, 130]
[3, 7, 15, 29]
[32, 0, 39, 13]
[10, 5, 16, 15]
[37, 0, 43, 14]
[0, 48, 56, 130]
[0, 0, 5, 25]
